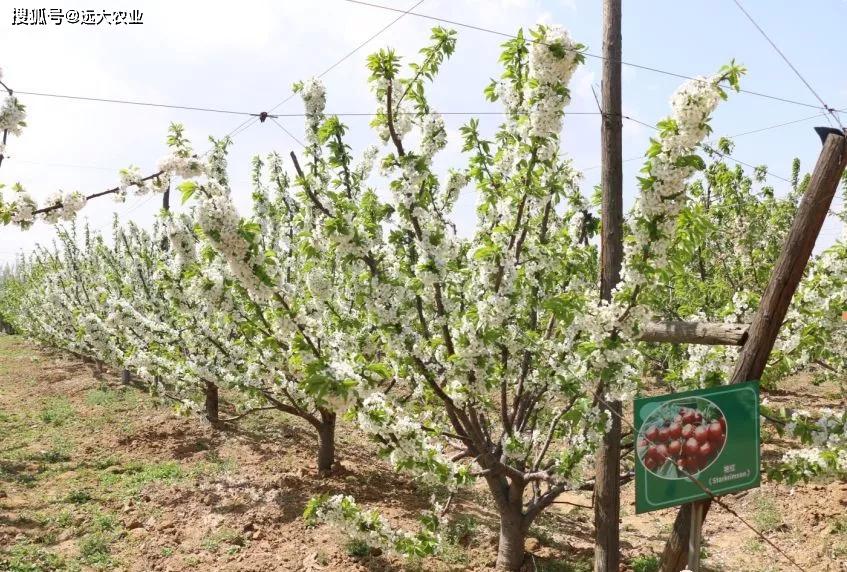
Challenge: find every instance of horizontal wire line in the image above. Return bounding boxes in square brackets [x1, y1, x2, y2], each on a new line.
[13, 87, 615, 118]
[13, 90, 268, 117]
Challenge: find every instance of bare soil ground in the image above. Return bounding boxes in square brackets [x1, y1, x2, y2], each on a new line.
[1, 335, 846, 571]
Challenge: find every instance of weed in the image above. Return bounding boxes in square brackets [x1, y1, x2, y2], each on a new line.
[39, 397, 74, 426]
[79, 532, 112, 565]
[54, 510, 76, 529]
[631, 554, 660, 572]
[91, 511, 118, 532]
[345, 539, 371, 558]
[444, 514, 478, 546]
[829, 514, 847, 534]
[743, 537, 764, 553]
[92, 456, 121, 470]
[33, 448, 70, 464]
[202, 528, 245, 553]
[65, 489, 93, 504]
[161, 546, 175, 557]
[100, 460, 185, 496]
[753, 494, 783, 533]
[85, 388, 118, 407]
[528, 556, 592, 572]
[0, 541, 65, 572]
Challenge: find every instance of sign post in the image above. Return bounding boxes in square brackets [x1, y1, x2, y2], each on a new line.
[687, 502, 703, 571]
[634, 380, 760, 515]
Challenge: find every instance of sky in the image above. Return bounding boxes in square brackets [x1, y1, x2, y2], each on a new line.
[1, 0, 845, 265]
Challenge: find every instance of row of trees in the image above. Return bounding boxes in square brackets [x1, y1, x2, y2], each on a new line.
[1, 25, 846, 570]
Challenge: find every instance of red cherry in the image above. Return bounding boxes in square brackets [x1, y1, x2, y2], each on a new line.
[644, 456, 658, 470]
[658, 427, 670, 442]
[682, 411, 697, 425]
[708, 422, 724, 442]
[718, 417, 726, 431]
[656, 444, 669, 461]
[699, 442, 713, 459]
[646, 445, 658, 461]
[682, 456, 699, 473]
[668, 422, 682, 439]
[694, 426, 709, 444]
[681, 424, 695, 439]
[668, 439, 682, 457]
[645, 425, 659, 442]
[684, 437, 699, 456]
[694, 411, 703, 424]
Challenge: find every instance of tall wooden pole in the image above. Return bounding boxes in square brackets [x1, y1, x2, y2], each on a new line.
[593, 0, 623, 570]
[659, 129, 847, 571]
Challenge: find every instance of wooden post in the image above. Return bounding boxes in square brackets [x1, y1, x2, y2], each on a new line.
[637, 321, 748, 345]
[659, 128, 847, 571]
[594, 0, 623, 570]
[687, 502, 703, 571]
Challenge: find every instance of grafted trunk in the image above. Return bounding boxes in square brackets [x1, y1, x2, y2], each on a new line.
[496, 506, 527, 571]
[485, 474, 530, 571]
[316, 410, 336, 476]
[204, 381, 219, 425]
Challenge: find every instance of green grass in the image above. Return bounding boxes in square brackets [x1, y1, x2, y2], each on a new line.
[91, 511, 118, 533]
[344, 539, 371, 558]
[79, 533, 112, 566]
[631, 554, 660, 572]
[0, 541, 67, 572]
[201, 528, 245, 554]
[753, 494, 783, 533]
[99, 460, 185, 497]
[65, 489, 93, 504]
[85, 388, 118, 407]
[444, 514, 478, 546]
[529, 558, 592, 572]
[39, 397, 74, 426]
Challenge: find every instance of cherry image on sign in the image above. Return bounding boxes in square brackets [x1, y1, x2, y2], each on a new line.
[634, 381, 760, 514]
[637, 398, 727, 478]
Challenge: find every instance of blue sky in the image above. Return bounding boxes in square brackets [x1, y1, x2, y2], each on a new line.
[1, 0, 845, 264]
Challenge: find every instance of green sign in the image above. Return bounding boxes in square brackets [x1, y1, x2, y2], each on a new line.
[634, 381, 760, 514]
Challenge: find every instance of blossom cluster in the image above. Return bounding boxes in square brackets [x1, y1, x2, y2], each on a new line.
[0, 94, 26, 136]
[304, 494, 440, 557]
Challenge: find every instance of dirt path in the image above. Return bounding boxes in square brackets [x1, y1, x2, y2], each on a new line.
[0, 335, 845, 571]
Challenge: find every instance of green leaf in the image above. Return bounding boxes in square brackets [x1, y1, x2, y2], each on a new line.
[178, 180, 198, 204]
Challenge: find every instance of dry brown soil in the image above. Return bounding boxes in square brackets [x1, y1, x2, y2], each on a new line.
[1, 335, 846, 571]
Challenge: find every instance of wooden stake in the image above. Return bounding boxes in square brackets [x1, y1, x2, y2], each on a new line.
[687, 502, 703, 571]
[593, 0, 623, 570]
[659, 128, 847, 571]
[638, 321, 748, 345]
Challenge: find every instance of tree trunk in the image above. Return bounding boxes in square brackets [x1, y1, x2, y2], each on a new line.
[121, 369, 131, 384]
[204, 381, 219, 425]
[496, 507, 526, 571]
[317, 410, 336, 476]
